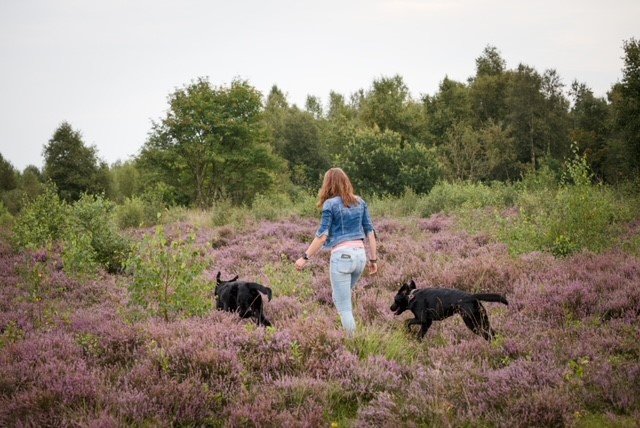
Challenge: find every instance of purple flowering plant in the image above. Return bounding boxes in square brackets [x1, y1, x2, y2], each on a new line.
[1, 192, 639, 427]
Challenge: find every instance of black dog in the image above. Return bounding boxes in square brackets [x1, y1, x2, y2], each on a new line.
[390, 280, 508, 341]
[215, 272, 273, 326]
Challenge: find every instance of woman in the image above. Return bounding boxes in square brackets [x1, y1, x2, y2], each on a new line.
[295, 167, 377, 334]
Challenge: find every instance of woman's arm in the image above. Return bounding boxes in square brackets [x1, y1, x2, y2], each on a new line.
[295, 234, 327, 270]
[367, 231, 378, 275]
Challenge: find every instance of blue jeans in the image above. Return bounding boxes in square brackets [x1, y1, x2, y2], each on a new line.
[330, 247, 367, 334]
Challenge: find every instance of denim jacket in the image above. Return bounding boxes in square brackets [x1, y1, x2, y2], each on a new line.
[315, 196, 376, 250]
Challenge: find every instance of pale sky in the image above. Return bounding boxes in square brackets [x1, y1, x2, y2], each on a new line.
[1, 0, 638, 171]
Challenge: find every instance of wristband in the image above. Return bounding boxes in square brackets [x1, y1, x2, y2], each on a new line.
[369, 259, 377, 263]
[302, 253, 309, 260]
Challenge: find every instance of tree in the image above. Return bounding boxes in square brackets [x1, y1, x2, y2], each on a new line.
[336, 126, 440, 196]
[140, 78, 285, 207]
[424, 77, 473, 144]
[611, 38, 640, 178]
[475, 45, 506, 77]
[43, 122, 111, 202]
[263, 85, 290, 155]
[359, 75, 426, 143]
[280, 108, 329, 189]
[440, 122, 485, 182]
[469, 46, 508, 125]
[504, 65, 548, 168]
[568, 81, 611, 181]
[109, 160, 142, 202]
[305, 95, 323, 119]
[0, 153, 17, 192]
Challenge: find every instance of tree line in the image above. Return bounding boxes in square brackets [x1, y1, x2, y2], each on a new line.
[1, 41, 639, 212]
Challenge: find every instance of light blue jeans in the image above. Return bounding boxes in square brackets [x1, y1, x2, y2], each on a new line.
[330, 247, 367, 334]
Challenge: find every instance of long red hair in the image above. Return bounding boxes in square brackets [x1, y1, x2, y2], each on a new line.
[317, 168, 359, 208]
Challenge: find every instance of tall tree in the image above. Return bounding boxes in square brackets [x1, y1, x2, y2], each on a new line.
[280, 108, 329, 189]
[470, 46, 508, 125]
[43, 122, 110, 202]
[359, 75, 426, 143]
[0, 153, 18, 192]
[568, 81, 611, 181]
[611, 38, 640, 178]
[305, 95, 323, 119]
[336, 126, 440, 196]
[504, 65, 547, 168]
[140, 78, 284, 207]
[423, 77, 473, 145]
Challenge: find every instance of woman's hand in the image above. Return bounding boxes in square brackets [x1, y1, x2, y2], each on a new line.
[295, 257, 307, 270]
[368, 261, 378, 275]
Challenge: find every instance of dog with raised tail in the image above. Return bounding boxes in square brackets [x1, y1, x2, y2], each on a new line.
[390, 280, 508, 341]
[215, 272, 273, 326]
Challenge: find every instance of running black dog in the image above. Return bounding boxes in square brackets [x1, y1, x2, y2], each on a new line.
[390, 280, 508, 341]
[215, 272, 273, 326]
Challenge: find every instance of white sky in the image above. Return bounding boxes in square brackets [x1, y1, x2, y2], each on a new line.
[1, 0, 638, 171]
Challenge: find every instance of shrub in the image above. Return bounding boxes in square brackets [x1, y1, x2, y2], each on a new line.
[12, 182, 67, 250]
[252, 192, 294, 221]
[125, 225, 211, 321]
[66, 194, 130, 274]
[115, 196, 146, 229]
[0, 200, 12, 228]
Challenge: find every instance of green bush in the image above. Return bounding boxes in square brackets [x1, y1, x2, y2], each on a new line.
[68, 194, 130, 274]
[125, 225, 211, 321]
[115, 197, 146, 229]
[13, 188, 130, 275]
[0, 200, 13, 228]
[497, 149, 633, 257]
[12, 183, 67, 250]
[417, 181, 515, 217]
[252, 192, 293, 221]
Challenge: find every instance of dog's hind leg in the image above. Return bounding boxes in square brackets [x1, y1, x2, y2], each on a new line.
[461, 304, 493, 341]
[418, 319, 432, 339]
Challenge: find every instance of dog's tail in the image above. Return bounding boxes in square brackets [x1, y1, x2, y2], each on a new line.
[246, 283, 273, 301]
[473, 293, 508, 305]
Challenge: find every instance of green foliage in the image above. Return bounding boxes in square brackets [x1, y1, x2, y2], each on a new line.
[262, 257, 313, 299]
[276, 108, 329, 190]
[419, 181, 515, 217]
[0, 200, 12, 228]
[611, 38, 640, 176]
[13, 187, 130, 275]
[0, 153, 18, 191]
[12, 182, 67, 250]
[494, 153, 632, 257]
[66, 194, 130, 274]
[252, 192, 300, 222]
[62, 224, 99, 278]
[125, 226, 211, 321]
[140, 77, 285, 207]
[43, 121, 111, 202]
[109, 160, 142, 203]
[0, 320, 25, 349]
[337, 127, 440, 196]
[209, 198, 250, 228]
[115, 197, 146, 229]
[370, 187, 423, 217]
[346, 324, 420, 364]
[115, 189, 167, 230]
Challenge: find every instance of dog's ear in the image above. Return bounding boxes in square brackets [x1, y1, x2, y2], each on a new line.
[409, 280, 416, 289]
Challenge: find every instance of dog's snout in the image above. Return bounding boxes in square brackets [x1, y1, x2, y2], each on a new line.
[390, 303, 397, 311]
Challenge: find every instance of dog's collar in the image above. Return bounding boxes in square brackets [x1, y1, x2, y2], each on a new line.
[408, 289, 418, 302]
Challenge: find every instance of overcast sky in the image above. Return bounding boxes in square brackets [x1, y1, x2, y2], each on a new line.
[1, 0, 638, 171]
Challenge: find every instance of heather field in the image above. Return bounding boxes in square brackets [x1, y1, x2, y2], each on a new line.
[1, 200, 640, 426]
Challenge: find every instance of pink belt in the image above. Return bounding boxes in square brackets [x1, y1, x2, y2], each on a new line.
[331, 240, 365, 254]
